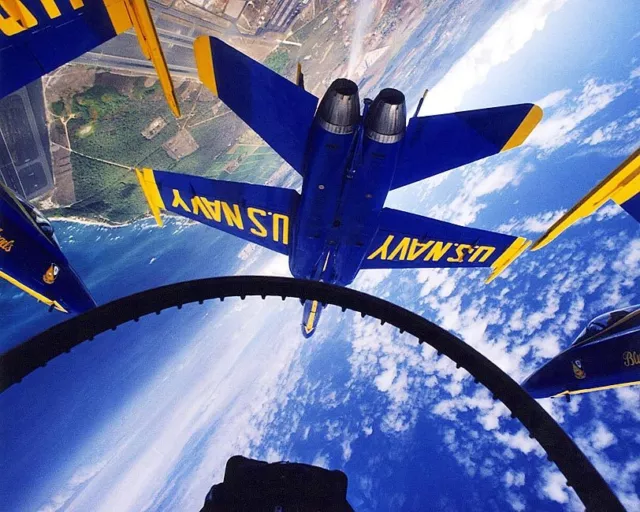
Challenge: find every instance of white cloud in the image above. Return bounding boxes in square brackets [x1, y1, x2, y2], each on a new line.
[594, 202, 624, 221]
[631, 65, 640, 79]
[536, 88, 571, 109]
[581, 110, 640, 148]
[422, 0, 569, 114]
[504, 470, 526, 488]
[38, 461, 109, 512]
[590, 422, 617, 450]
[494, 429, 544, 456]
[540, 469, 570, 504]
[427, 159, 531, 225]
[497, 209, 565, 234]
[528, 78, 631, 153]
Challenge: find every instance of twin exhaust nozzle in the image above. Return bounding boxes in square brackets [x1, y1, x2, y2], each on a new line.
[316, 79, 406, 143]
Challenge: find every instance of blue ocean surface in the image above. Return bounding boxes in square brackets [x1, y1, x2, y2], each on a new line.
[1, 217, 247, 349]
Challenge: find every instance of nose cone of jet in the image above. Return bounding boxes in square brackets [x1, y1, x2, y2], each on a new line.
[301, 324, 316, 338]
[54, 265, 97, 314]
[301, 300, 323, 338]
[521, 360, 566, 399]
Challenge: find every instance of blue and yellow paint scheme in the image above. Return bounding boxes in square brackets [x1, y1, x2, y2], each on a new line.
[522, 306, 640, 398]
[532, 147, 640, 251]
[137, 36, 542, 337]
[0, 0, 180, 116]
[0, 182, 95, 313]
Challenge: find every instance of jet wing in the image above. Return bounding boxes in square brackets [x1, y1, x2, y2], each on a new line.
[532, 147, 640, 250]
[0, 0, 180, 116]
[361, 208, 530, 283]
[136, 168, 299, 255]
[0, 184, 95, 313]
[193, 36, 319, 175]
[390, 104, 542, 190]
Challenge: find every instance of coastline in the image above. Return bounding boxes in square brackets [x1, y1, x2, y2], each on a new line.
[48, 214, 140, 229]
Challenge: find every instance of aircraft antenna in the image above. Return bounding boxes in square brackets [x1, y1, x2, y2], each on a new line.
[413, 89, 428, 118]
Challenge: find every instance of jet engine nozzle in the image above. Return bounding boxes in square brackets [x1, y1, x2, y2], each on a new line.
[365, 88, 406, 143]
[317, 79, 361, 135]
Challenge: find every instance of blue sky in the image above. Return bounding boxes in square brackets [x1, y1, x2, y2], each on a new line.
[1, 0, 639, 510]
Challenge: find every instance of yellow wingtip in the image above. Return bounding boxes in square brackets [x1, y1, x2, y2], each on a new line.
[485, 237, 531, 284]
[0, 270, 68, 312]
[531, 147, 640, 251]
[194, 35, 218, 96]
[135, 168, 165, 226]
[501, 104, 543, 152]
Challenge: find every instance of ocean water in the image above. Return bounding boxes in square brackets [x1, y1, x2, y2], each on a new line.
[0, 217, 251, 351]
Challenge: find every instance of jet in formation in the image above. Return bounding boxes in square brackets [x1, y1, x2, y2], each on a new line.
[136, 36, 543, 336]
[522, 147, 639, 398]
[0, 182, 95, 312]
[523, 305, 640, 398]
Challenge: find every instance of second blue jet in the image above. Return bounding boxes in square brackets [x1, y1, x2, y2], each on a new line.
[137, 37, 543, 336]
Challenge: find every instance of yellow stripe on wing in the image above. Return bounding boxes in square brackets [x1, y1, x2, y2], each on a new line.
[194, 35, 218, 96]
[501, 104, 543, 152]
[136, 168, 165, 226]
[0, 269, 67, 312]
[102, 0, 180, 117]
[124, 0, 181, 117]
[552, 380, 640, 398]
[102, 0, 133, 33]
[485, 237, 531, 284]
[532, 147, 640, 251]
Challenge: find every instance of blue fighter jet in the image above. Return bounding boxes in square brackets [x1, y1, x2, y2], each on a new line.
[135, 37, 542, 337]
[1, 0, 182, 312]
[523, 305, 640, 398]
[0, 182, 95, 313]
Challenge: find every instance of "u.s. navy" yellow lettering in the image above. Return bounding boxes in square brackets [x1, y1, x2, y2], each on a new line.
[367, 235, 495, 264]
[170, 189, 290, 245]
[0, 0, 84, 36]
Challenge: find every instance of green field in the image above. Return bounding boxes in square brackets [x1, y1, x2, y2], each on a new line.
[51, 74, 285, 224]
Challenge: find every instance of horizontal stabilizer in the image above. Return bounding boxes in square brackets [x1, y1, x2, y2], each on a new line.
[362, 208, 530, 282]
[0, 0, 180, 116]
[391, 103, 542, 190]
[532, 147, 640, 250]
[136, 168, 299, 254]
[194, 36, 318, 174]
